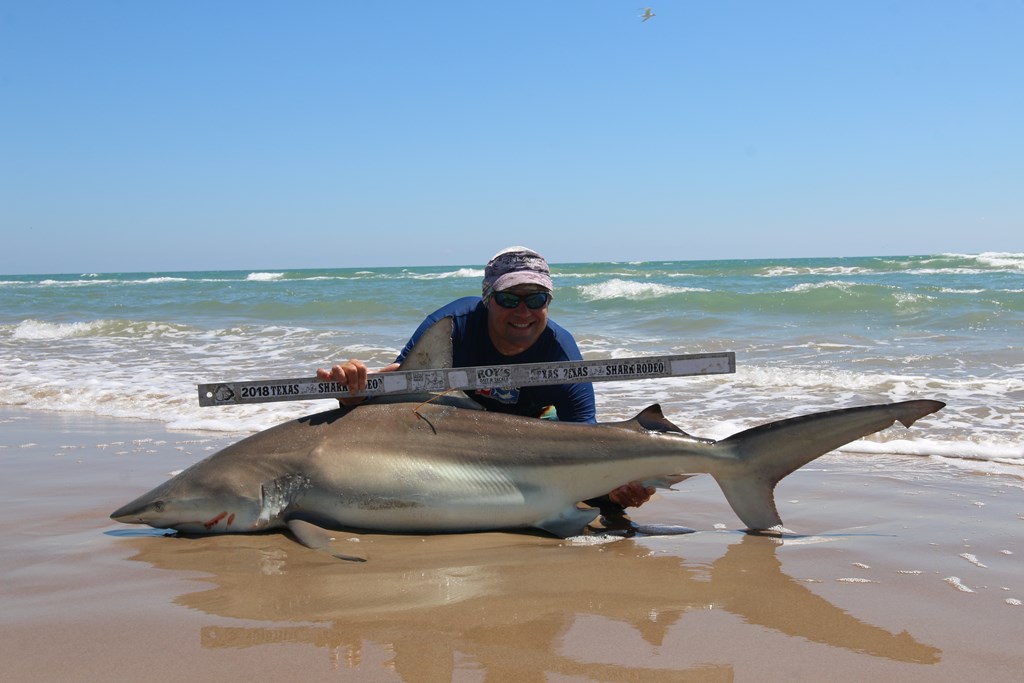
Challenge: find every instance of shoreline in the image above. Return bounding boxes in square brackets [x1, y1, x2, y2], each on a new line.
[1, 406, 1021, 681]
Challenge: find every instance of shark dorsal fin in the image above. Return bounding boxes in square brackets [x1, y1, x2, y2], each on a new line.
[380, 316, 477, 409]
[400, 317, 454, 371]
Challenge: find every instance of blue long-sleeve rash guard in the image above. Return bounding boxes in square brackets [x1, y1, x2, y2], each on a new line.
[395, 297, 596, 424]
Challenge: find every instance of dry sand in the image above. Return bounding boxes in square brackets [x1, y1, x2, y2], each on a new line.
[1, 407, 1021, 682]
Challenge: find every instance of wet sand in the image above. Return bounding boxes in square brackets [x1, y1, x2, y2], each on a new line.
[1, 407, 1021, 682]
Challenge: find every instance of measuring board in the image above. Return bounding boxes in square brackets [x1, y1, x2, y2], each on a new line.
[198, 351, 735, 406]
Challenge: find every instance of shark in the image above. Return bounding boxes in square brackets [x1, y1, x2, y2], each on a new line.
[110, 318, 944, 553]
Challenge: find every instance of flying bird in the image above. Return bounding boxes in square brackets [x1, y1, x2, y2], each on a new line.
[640, 8, 656, 22]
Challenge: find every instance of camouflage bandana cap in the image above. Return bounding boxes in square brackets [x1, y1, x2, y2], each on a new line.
[482, 246, 553, 300]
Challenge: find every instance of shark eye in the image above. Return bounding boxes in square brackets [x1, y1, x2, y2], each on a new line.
[153, 501, 165, 512]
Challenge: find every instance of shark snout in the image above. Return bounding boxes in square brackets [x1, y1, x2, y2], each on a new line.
[110, 499, 156, 524]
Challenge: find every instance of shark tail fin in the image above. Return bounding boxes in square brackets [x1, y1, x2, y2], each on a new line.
[712, 399, 945, 531]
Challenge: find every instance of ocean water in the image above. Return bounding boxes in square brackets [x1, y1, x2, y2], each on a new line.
[2, 253, 1021, 475]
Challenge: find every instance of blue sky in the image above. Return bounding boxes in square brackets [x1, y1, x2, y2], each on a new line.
[2, 1, 1021, 274]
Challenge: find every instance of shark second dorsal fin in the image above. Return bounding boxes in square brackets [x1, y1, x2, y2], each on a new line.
[633, 404, 684, 433]
[400, 317, 454, 371]
[614, 404, 709, 442]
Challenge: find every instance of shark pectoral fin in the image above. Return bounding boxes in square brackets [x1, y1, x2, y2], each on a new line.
[285, 518, 334, 549]
[535, 506, 602, 538]
[285, 519, 368, 562]
[715, 477, 784, 532]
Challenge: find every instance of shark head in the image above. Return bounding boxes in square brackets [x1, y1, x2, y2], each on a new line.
[110, 462, 266, 534]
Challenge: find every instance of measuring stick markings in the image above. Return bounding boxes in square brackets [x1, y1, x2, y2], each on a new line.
[197, 352, 735, 407]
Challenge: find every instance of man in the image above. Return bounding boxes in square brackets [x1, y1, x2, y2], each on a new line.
[317, 246, 653, 510]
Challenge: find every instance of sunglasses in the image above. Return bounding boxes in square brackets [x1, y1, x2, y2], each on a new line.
[492, 291, 552, 310]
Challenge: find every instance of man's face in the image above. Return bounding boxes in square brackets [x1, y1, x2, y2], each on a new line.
[485, 285, 550, 356]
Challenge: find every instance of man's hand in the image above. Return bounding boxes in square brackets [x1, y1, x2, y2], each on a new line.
[316, 360, 399, 406]
[607, 481, 655, 508]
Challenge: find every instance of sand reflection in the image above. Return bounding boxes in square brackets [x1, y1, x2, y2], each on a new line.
[121, 530, 940, 679]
